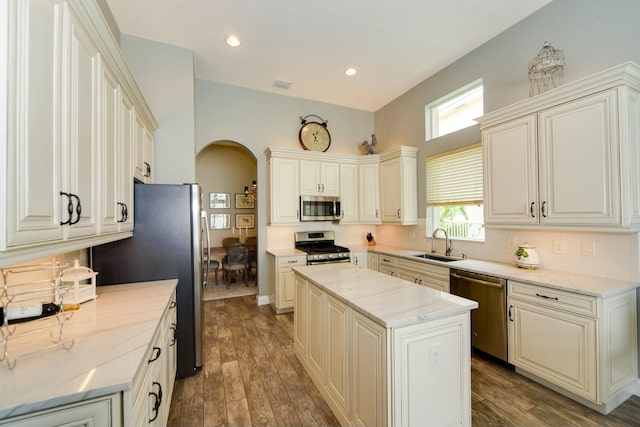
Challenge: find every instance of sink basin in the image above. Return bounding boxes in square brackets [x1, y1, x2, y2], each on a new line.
[411, 253, 464, 262]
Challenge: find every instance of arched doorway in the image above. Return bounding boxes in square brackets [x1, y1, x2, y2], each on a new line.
[196, 141, 257, 300]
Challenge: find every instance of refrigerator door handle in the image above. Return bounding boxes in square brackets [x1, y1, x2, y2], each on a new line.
[201, 211, 211, 288]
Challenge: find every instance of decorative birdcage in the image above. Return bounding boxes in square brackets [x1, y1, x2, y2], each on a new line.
[528, 41, 565, 97]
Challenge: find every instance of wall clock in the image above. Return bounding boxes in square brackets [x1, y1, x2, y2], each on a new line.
[299, 115, 331, 152]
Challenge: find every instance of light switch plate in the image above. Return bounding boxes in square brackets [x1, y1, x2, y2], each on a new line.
[552, 240, 566, 254]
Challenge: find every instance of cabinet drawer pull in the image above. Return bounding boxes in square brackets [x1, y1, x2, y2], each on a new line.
[530, 202, 535, 218]
[535, 292, 558, 301]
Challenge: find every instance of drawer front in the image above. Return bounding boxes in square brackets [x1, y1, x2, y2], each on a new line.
[378, 254, 396, 266]
[278, 255, 307, 267]
[509, 281, 598, 317]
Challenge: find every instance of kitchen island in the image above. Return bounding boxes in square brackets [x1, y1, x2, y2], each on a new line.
[292, 263, 478, 427]
[0, 279, 177, 426]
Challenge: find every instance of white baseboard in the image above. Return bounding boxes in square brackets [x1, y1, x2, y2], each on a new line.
[257, 294, 270, 306]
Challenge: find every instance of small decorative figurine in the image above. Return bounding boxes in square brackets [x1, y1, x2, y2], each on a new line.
[361, 133, 377, 155]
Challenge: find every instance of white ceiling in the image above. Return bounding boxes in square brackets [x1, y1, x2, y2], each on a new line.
[105, 0, 552, 112]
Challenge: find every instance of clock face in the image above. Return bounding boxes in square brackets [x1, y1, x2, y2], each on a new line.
[299, 122, 331, 152]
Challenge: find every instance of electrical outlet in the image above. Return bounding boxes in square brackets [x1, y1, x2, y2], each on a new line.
[507, 237, 517, 249]
[552, 240, 566, 255]
[582, 241, 596, 256]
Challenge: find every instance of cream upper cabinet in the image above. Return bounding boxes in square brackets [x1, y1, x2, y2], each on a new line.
[358, 161, 380, 224]
[3, 0, 64, 248]
[266, 153, 300, 225]
[1, 0, 157, 267]
[300, 160, 340, 196]
[133, 112, 155, 183]
[480, 63, 640, 230]
[379, 147, 418, 225]
[339, 163, 359, 223]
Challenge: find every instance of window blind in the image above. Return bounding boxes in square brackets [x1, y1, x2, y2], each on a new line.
[426, 144, 483, 206]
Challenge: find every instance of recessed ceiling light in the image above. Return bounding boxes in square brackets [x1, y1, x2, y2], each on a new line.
[345, 68, 357, 76]
[225, 35, 240, 47]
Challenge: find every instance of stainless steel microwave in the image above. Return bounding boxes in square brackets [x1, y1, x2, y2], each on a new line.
[300, 195, 342, 221]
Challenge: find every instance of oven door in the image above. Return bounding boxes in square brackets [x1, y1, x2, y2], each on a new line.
[307, 258, 351, 266]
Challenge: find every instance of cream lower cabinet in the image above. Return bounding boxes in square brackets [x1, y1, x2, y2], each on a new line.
[366, 252, 378, 271]
[378, 254, 397, 277]
[0, 290, 176, 427]
[396, 258, 449, 292]
[350, 249, 368, 268]
[268, 253, 307, 313]
[295, 273, 471, 427]
[508, 281, 637, 414]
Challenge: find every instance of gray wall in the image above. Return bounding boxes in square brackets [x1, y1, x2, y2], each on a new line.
[120, 35, 196, 184]
[375, 0, 640, 213]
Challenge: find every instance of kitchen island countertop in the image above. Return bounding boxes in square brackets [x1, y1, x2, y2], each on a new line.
[0, 279, 177, 420]
[293, 263, 478, 328]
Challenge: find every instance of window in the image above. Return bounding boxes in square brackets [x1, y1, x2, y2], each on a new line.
[426, 144, 484, 241]
[426, 80, 483, 140]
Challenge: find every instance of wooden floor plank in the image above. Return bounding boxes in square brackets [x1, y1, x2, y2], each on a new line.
[168, 295, 640, 427]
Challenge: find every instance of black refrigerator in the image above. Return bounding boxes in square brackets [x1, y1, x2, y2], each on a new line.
[91, 183, 207, 378]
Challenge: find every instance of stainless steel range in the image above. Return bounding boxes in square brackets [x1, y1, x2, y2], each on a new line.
[295, 231, 351, 265]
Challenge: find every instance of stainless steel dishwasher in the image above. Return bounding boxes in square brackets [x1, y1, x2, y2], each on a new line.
[449, 269, 507, 362]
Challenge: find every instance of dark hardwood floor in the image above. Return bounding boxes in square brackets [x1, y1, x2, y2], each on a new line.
[168, 295, 640, 426]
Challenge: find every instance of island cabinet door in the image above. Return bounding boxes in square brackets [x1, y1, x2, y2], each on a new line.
[307, 282, 325, 380]
[392, 313, 471, 427]
[293, 276, 308, 356]
[326, 294, 350, 419]
[351, 311, 387, 427]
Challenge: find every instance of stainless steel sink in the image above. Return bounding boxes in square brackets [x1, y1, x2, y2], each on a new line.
[411, 253, 464, 262]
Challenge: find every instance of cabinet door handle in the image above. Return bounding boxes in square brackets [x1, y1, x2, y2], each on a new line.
[170, 324, 177, 346]
[149, 346, 162, 363]
[149, 381, 163, 422]
[535, 292, 558, 301]
[117, 202, 127, 222]
[541, 201, 547, 218]
[375, 209, 379, 218]
[321, 184, 325, 192]
[397, 209, 401, 218]
[508, 305, 514, 322]
[144, 162, 151, 177]
[60, 192, 73, 225]
[70, 194, 81, 225]
[317, 184, 320, 192]
[530, 202, 535, 218]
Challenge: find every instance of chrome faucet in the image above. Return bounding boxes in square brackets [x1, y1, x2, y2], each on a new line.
[432, 228, 453, 256]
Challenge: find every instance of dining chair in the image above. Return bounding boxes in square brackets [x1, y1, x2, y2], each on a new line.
[246, 236, 257, 281]
[221, 242, 249, 288]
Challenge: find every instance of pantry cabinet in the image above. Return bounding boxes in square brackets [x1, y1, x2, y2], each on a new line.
[1, 0, 156, 267]
[300, 160, 340, 196]
[480, 62, 640, 230]
[508, 280, 637, 414]
[379, 147, 418, 225]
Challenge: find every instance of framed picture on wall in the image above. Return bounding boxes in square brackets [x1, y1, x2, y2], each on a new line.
[235, 213, 254, 229]
[235, 193, 255, 209]
[210, 192, 230, 209]
[210, 214, 230, 229]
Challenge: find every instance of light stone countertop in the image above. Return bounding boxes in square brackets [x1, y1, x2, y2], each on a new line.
[292, 263, 478, 328]
[272, 244, 638, 298]
[366, 245, 639, 298]
[0, 279, 177, 420]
